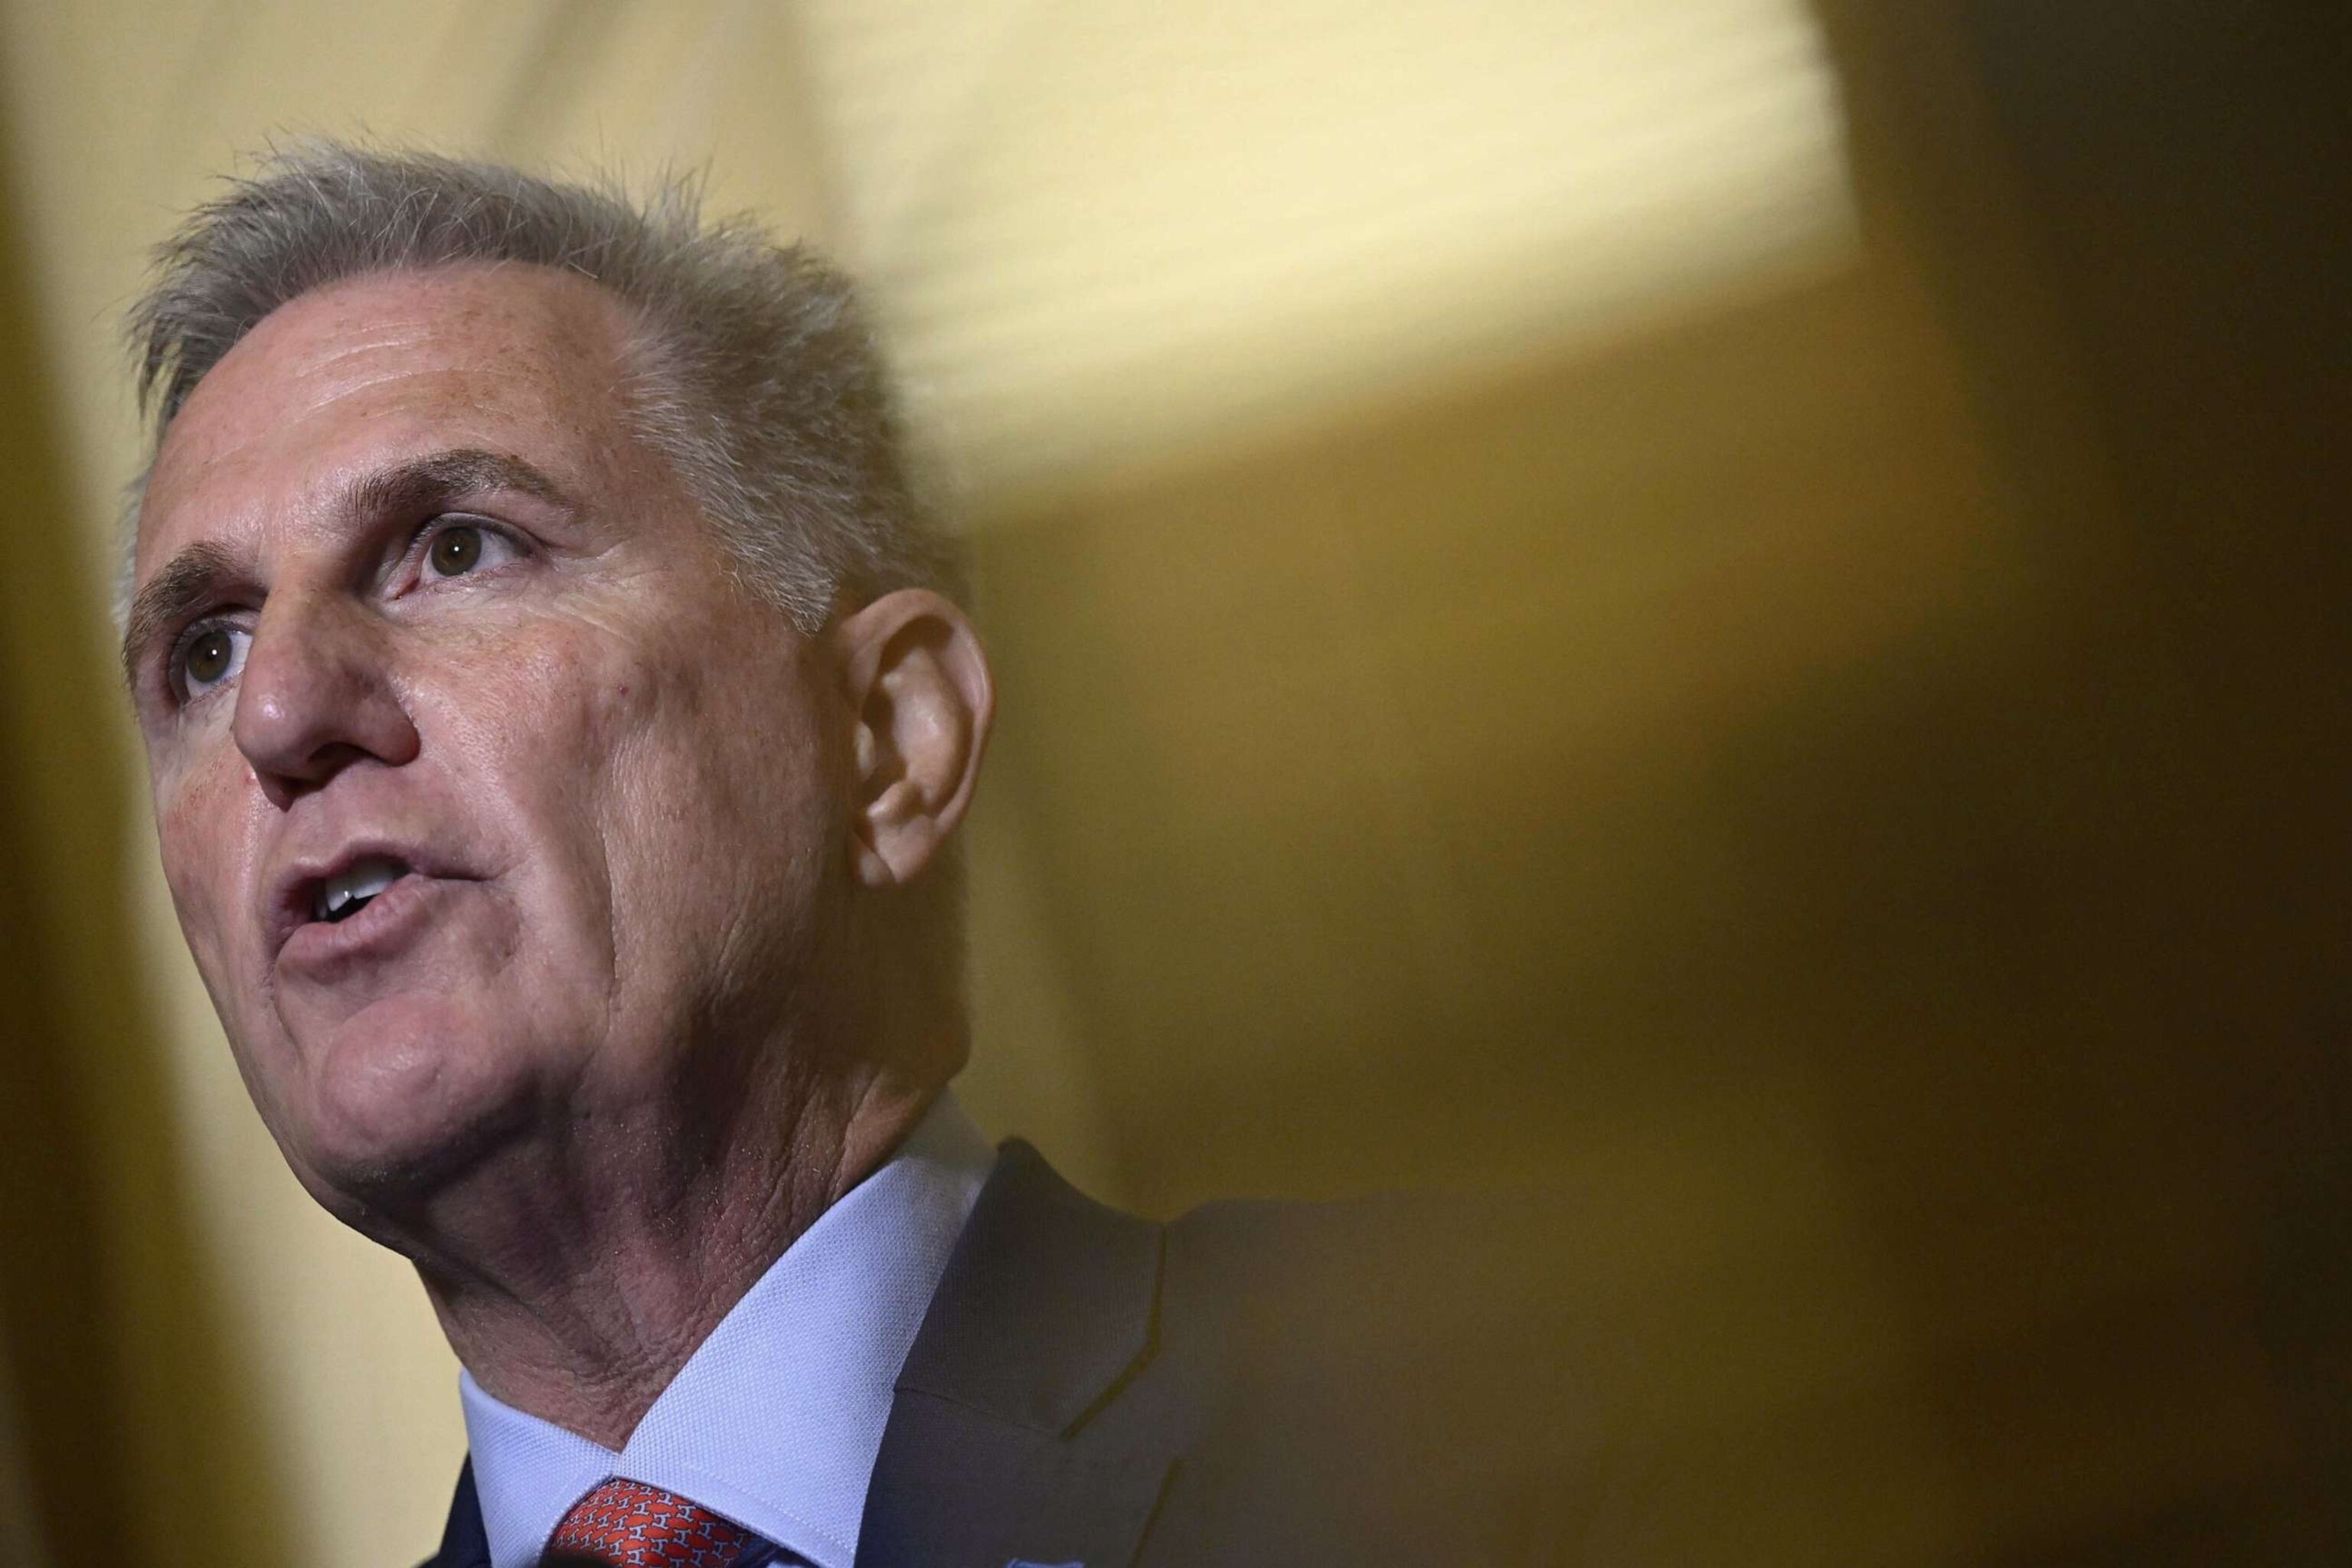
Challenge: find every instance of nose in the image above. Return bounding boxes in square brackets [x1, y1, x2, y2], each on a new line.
[230, 589, 420, 807]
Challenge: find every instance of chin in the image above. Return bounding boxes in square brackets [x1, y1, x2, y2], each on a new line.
[276, 994, 547, 1220]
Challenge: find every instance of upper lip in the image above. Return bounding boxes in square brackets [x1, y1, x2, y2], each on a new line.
[263, 838, 460, 959]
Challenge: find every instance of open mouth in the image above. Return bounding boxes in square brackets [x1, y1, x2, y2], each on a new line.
[312, 854, 412, 925]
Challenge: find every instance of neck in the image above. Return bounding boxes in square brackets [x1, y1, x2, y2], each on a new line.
[411, 1060, 942, 1448]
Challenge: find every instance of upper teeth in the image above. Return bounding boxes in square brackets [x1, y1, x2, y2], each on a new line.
[318, 856, 406, 921]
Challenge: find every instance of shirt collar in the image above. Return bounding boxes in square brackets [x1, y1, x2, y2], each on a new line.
[459, 1092, 998, 1568]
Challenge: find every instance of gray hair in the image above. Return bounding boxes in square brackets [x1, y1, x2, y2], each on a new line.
[126, 143, 973, 1015]
[126, 141, 959, 632]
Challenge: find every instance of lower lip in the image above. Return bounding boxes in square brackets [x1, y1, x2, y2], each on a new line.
[277, 874, 451, 978]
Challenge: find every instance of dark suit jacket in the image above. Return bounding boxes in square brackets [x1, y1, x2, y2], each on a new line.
[427, 1141, 1618, 1568]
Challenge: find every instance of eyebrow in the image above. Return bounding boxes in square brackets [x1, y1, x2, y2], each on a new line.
[120, 539, 248, 691]
[120, 447, 575, 691]
[346, 446, 570, 522]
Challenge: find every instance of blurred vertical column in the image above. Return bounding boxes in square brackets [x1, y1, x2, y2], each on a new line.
[0, 108, 226, 1564]
[0, 1327, 48, 1568]
[1819, 2, 2352, 1557]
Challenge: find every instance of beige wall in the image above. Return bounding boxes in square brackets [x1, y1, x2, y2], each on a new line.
[0, 10, 1864, 1559]
[2, 4, 2342, 1565]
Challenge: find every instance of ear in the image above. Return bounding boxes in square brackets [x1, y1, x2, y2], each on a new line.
[831, 588, 996, 889]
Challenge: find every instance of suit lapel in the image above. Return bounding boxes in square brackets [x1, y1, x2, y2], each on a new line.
[423, 1458, 491, 1568]
[854, 1141, 1171, 1568]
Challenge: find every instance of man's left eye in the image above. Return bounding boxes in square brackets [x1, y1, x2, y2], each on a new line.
[423, 520, 521, 580]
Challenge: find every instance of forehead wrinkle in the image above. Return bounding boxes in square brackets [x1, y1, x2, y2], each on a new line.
[163, 272, 635, 477]
[167, 361, 582, 483]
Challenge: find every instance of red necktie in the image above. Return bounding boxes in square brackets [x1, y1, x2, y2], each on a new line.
[544, 1476, 760, 1567]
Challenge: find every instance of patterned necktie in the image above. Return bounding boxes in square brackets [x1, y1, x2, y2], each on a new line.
[543, 1476, 764, 1567]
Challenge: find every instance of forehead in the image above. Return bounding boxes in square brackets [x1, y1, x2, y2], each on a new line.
[137, 263, 638, 573]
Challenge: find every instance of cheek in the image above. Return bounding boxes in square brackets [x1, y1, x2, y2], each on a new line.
[412, 611, 697, 942]
[599, 622, 843, 951]
[154, 737, 262, 974]
[414, 610, 626, 779]
[405, 591, 844, 1044]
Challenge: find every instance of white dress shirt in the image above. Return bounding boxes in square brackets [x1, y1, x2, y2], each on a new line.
[458, 1093, 999, 1568]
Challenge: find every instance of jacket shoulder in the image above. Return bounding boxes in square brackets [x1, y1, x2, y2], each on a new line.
[1133, 1187, 1619, 1563]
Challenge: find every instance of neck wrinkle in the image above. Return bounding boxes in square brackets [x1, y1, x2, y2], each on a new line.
[419, 1058, 939, 1449]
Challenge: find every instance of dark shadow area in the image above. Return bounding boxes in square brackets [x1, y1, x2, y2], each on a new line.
[972, 259, 2050, 1560]
[0, 651, 123, 1566]
[963, 3, 2347, 1560]
[0, 146, 293, 1565]
[1818, 3, 2352, 1559]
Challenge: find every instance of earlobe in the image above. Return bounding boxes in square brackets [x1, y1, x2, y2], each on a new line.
[835, 590, 995, 888]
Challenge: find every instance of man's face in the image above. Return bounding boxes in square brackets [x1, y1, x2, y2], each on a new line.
[129, 265, 850, 1214]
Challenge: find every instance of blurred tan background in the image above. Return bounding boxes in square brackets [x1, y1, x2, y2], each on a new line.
[1, 2, 2345, 1563]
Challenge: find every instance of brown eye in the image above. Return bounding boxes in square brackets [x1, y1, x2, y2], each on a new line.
[178, 625, 249, 697]
[185, 629, 232, 683]
[428, 524, 484, 577]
